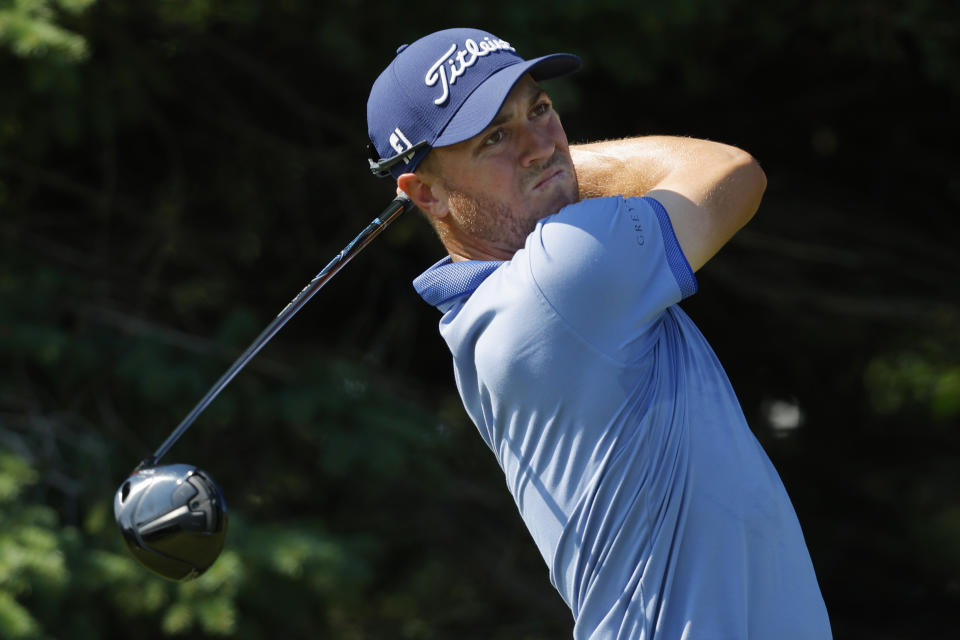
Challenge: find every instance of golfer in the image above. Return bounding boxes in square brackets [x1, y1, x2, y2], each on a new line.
[367, 28, 831, 639]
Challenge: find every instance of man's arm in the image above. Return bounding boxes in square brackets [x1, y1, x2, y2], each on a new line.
[570, 136, 766, 272]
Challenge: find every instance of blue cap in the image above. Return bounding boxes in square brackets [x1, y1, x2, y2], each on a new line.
[366, 28, 581, 178]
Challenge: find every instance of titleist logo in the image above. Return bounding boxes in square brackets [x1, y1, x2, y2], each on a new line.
[425, 37, 516, 106]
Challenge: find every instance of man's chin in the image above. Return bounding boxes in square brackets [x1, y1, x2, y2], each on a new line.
[539, 177, 580, 217]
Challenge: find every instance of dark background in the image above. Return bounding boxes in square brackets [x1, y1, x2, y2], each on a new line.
[1, 1, 957, 638]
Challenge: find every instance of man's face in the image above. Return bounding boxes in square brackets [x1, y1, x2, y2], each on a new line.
[424, 75, 579, 256]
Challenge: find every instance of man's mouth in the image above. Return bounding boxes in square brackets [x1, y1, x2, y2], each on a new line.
[532, 168, 565, 191]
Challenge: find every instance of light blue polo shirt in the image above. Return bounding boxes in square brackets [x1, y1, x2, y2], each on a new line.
[414, 196, 831, 639]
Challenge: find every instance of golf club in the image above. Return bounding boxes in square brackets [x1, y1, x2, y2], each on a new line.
[114, 193, 414, 581]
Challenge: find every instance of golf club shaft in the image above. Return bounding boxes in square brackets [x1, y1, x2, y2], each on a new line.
[138, 194, 414, 469]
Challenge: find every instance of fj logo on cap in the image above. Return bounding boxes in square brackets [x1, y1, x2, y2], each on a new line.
[425, 37, 516, 106]
[388, 127, 416, 163]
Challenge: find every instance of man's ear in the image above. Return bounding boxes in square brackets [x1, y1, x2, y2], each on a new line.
[398, 173, 448, 220]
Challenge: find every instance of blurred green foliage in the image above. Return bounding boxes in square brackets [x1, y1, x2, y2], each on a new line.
[0, 0, 93, 62]
[0, 0, 958, 638]
[866, 347, 960, 420]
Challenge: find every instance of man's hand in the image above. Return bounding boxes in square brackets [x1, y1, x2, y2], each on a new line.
[571, 136, 766, 272]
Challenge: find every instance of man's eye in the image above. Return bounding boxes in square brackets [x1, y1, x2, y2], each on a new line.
[532, 102, 551, 116]
[484, 129, 504, 146]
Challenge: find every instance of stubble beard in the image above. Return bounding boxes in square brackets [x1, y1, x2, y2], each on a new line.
[444, 152, 579, 253]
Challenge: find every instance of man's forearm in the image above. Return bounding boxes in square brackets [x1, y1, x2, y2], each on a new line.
[572, 135, 757, 199]
[571, 136, 677, 200]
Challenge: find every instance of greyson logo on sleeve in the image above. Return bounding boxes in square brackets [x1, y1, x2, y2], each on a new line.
[425, 37, 516, 106]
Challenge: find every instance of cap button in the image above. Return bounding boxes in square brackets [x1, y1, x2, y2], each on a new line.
[396, 44, 409, 54]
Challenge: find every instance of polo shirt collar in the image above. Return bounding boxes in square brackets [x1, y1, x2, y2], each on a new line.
[413, 257, 505, 311]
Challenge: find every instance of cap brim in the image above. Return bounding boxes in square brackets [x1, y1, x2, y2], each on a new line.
[433, 53, 581, 148]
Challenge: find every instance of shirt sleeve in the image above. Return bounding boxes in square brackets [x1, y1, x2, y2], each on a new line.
[525, 195, 697, 359]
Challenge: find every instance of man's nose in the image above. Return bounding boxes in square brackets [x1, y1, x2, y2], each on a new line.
[518, 122, 557, 168]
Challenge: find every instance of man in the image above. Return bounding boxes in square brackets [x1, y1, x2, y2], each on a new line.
[367, 28, 831, 639]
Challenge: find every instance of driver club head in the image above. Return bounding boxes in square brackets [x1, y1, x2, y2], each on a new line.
[114, 463, 228, 581]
